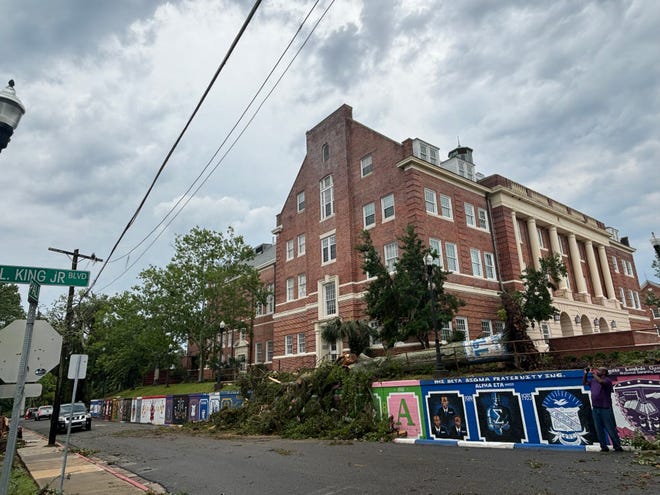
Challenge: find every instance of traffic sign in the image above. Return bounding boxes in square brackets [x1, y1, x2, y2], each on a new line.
[0, 383, 42, 399]
[0, 264, 90, 287]
[28, 281, 40, 304]
[0, 320, 63, 382]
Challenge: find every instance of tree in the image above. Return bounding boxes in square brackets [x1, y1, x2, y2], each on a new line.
[357, 224, 463, 349]
[86, 291, 179, 395]
[501, 253, 568, 368]
[137, 226, 261, 382]
[321, 318, 377, 358]
[0, 283, 25, 326]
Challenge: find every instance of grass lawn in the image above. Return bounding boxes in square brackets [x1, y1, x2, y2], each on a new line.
[110, 381, 237, 399]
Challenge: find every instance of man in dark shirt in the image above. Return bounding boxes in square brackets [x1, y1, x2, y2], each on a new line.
[447, 415, 467, 439]
[438, 395, 456, 431]
[583, 367, 623, 452]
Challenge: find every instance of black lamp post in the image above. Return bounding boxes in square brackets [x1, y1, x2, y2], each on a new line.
[0, 80, 26, 153]
[215, 320, 225, 390]
[425, 254, 446, 378]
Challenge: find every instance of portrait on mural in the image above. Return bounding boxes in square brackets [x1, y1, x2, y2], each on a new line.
[533, 388, 596, 446]
[475, 391, 525, 442]
[426, 392, 467, 440]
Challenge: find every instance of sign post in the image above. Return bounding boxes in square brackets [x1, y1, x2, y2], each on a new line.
[0, 263, 90, 495]
[0, 281, 40, 495]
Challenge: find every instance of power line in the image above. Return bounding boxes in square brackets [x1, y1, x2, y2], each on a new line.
[83, 0, 263, 298]
[96, 0, 335, 293]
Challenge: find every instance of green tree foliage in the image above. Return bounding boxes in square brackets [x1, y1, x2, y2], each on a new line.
[0, 283, 25, 326]
[357, 224, 463, 349]
[501, 254, 568, 369]
[137, 226, 262, 382]
[321, 318, 377, 357]
[86, 291, 179, 395]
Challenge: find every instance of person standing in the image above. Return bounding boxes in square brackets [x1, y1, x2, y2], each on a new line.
[583, 367, 624, 452]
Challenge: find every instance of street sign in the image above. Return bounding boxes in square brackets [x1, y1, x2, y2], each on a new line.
[0, 383, 42, 399]
[67, 354, 88, 379]
[0, 264, 90, 287]
[0, 320, 63, 382]
[28, 280, 40, 304]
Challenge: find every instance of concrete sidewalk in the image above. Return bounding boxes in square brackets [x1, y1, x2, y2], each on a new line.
[17, 429, 165, 494]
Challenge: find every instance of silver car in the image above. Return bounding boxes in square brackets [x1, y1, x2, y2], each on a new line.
[57, 403, 92, 432]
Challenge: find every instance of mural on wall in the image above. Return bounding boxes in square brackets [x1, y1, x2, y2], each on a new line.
[475, 391, 526, 443]
[372, 381, 424, 439]
[139, 397, 166, 425]
[425, 392, 468, 440]
[172, 394, 189, 425]
[532, 387, 596, 446]
[610, 365, 660, 440]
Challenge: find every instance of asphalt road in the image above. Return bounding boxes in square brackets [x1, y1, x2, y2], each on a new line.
[24, 418, 657, 495]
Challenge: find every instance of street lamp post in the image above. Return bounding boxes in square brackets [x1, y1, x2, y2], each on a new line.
[215, 320, 225, 390]
[0, 80, 26, 153]
[425, 254, 446, 378]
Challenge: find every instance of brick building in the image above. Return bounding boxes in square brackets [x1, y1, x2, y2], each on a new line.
[241, 104, 650, 372]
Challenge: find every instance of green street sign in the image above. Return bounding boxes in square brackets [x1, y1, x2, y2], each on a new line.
[0, 264, 90, 287]
[28, 281, 40, 304]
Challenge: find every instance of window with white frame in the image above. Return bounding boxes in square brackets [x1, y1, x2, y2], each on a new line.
[440, 194, 453, 219]
[495, 321, 505, 334]
[465, 203, 475, 227]
[320, 175, 334, 220]
[619, 287, 626, 307]
[441, 321, 452, 341]
[455, 317, 468, 340]
[298, 273, 307, 298]
[652, 307, 660, 318]
[297, 234, 306, 256]
[557, 236, 565, 255]
[297, 191, 305, 212]
[470, 248, 482, 277]
[363, 202, 375, 228]
[255, 342, 263, 363]
[361, 155, 373, 177]
[633, 291, 641, 309]
[481, 320, 493, 337]
[286, 239, 294, 260]
[622, 259, 630, 276]
[384, 242, 398, 272]
[628, 289, 635, 308]
[266, 340, 273, 361]
[256, 300, 263, 316]
[323, 280, 337, 316]
[445, 242, 459, 272]
[381, 194, 395, 221]
[626, 260, 634, 277]
[285, 335, 294, 355]
[425, 188, 438, 214]
[478, 208, 489, 230]
[537, 228, 545, 249]
[484, 252, 496, 280]
[612, 256, 619, 273]
[266, 284, 274, 314]
[297, 332, 306, 353]
[321, 233, 336, 263]
[429, 238, 443, 268]
[286, 277, 294, 301]
[541, 323, 551, 343]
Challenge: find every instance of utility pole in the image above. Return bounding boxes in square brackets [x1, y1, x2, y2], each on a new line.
[46, 247, 101, 446]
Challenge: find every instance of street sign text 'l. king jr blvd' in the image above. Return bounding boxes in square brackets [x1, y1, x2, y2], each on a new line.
[0, 264, 90, 287]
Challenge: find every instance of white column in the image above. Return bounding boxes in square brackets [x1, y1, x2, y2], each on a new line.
[548, 226, 568, 291]
[585, 240, 604, 299]
[512, 212, 526, 273]
[526, 218, 542, 270]
[568, 234, 588, 294]
[597, 244, 616, 300]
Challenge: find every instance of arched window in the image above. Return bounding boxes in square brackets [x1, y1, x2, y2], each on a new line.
[322, 143, 329, 163]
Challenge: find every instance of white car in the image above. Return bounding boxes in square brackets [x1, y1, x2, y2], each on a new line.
[35, 405, 53, 421]
[57, 403, 92, 432]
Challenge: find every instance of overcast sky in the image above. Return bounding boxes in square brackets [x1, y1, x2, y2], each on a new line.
[1, 0, 658, 312]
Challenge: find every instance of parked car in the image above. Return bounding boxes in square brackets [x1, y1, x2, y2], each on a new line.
[57, 403, 92, 432]
[24, 407, 38, 419]
[35, 405, 53, 421]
